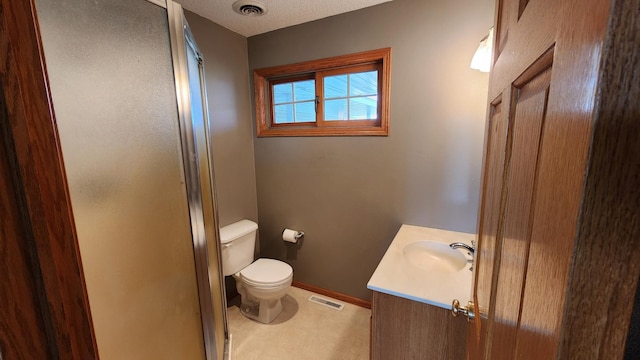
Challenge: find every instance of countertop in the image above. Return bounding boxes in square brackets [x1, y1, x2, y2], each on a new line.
[367, 224, 475, 309]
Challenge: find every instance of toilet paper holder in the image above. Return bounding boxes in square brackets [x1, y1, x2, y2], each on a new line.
[282, 228, 304, 243]
[283, 229, 304, 239]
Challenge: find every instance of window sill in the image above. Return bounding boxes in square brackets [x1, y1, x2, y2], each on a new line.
[256, 126, 389, 137]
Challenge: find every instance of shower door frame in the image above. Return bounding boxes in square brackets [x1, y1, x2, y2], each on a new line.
[165, 1, 230, 359]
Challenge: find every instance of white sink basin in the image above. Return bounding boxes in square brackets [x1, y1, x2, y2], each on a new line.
[402, 240, 467, 273]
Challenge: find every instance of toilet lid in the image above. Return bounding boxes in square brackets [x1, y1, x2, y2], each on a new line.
[240, 258, 293, 286]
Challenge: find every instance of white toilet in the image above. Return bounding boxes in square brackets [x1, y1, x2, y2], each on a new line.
[219, 219, 293, 324]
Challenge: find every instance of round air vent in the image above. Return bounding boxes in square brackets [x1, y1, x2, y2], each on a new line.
[232, 0, 268, 17]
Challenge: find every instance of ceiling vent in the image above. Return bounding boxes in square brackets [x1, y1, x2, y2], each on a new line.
[232, 0, 268, 17]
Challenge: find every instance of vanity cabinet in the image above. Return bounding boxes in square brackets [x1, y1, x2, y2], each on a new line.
[370, 291, 467, 360]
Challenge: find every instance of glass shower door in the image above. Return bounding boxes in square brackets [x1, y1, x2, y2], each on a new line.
[35, 0, 209, 358]
[35, 0, 229, 358]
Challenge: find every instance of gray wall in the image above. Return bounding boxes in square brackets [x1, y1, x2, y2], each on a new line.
[185, 11, 258, 227]
[248, 0, 494, 301]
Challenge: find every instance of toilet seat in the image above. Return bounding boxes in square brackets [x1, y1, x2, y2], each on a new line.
[240, 258, 293, 287]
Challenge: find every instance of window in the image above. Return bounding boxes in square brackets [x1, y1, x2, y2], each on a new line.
[254, 48, 391, 137]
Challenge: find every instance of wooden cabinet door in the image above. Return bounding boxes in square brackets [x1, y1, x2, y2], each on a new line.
[372, 292, 467, 360]
[468, 0, 616, 358]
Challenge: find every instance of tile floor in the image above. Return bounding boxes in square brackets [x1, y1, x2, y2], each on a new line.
[227, 287, 371, 360]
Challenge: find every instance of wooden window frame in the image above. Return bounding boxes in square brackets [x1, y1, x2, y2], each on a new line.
[254, 48, 391, 137]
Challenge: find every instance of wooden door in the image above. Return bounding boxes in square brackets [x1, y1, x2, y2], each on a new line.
[468, 0, 640, 358]
[0, 111, 52, 359]
[0, 0, 98, 358]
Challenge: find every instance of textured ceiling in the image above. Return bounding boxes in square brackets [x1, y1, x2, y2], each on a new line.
[178, 0, 394, 37]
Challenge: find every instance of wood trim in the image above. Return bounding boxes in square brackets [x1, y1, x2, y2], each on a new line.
[270, 121, 316, 128]
[559, 0, 640, 357]
[269, 120, 379, 129]
[0, 0, 98, 358]
[255, 48, 391, 78]
[292, 281, 371, 309]
[254, 70, 269, 134]
[257, 126, 389, 137]
[254, 48, 391, 137]
[315, 71, 325, 128]
[322, 120, 380, 127]
[270, 73, 315, 85]
[319, 62, 380, 78]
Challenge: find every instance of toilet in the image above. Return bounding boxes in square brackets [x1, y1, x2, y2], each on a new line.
[219, 219, 293, 324]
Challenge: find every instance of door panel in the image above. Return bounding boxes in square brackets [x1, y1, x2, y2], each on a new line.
[514, 0, 611, 356]
[495, 0, 512, 56]
[489, 0, 557, 101]
[468, 94, 510, 360]
[490, 62, 552, 360]
[517, 0, 530, 19]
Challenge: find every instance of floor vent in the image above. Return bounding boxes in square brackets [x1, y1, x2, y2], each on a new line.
[308, 295, 344, 311]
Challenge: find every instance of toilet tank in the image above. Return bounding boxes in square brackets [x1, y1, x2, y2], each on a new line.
[219, 219, 258, 276]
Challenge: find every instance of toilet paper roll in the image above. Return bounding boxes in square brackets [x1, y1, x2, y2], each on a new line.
[282, 228, 302, 243]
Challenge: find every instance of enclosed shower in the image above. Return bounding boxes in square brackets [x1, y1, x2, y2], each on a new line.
[35, 0, 227, 358]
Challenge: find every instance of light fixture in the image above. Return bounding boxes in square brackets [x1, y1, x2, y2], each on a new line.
[470, 27, 494, 73]
[232, 0, 268, 17]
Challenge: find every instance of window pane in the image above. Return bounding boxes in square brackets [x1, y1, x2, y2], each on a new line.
[350, 71, 378, 96]
[294, 101, 315, 122]
[324, 75, 347, 99]
[274, 104, 294, 123]
[294, 80, 315, 101]
[324, 99, 348, 120]
[349, 96, 378, 120]
[273, 83, 292, 104]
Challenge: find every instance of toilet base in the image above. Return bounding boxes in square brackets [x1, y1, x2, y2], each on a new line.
[234, 277, 288, 324]
[239, 297, 283, 324]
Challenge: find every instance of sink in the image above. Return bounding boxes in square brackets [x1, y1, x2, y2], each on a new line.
[402, 241, 468, 273]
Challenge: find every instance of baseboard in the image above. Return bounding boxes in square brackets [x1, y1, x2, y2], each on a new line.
[292, 280, 372, 309]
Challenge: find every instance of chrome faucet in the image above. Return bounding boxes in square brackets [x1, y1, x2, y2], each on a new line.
[450, 241, 476, 271]
[449, 241, 475, 254]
